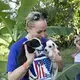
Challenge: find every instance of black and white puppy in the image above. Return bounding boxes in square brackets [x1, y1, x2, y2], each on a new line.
[45, 40, 58, 57]
[18, 38, 43, 66]
[24, 38, 43, 53]
[44, 40, 58, 80]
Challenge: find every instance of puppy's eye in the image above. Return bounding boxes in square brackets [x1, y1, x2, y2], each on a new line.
[49, 46, 52, 48]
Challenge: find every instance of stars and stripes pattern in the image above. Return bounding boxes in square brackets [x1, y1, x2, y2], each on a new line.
[32, 56, 52, 79]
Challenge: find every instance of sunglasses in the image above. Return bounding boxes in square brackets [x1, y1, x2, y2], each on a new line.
[31, 12, 47, 21]
[25, 12, 47, 25]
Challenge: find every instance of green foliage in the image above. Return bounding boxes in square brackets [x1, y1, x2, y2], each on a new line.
[0, 12, 9, 22]
[0, 61, 7, 80]
[47, 26, 73, 36]
[0, 0, 38, 57]
[0, 0, 10, 10]
[56, 64, 80, 80]
[17, 0, 38, 22]
[0, 61, 7, 73]
[60, 46, 75, 64]
[0, 0, 38, 42]
[0, 0, 10, 22]
[0, 38, 9, 61]
[33, 0, 80, 29]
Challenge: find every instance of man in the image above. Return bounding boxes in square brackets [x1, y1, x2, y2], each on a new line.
[7, 11, 63, 80]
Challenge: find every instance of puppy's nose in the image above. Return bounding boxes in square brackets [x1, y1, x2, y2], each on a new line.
[45, 49, 47, 52]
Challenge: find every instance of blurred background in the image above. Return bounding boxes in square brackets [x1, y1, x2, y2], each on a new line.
[0, 0, 80, 80]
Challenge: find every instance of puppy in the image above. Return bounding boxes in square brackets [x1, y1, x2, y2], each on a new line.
[44, 40, 58, 80]
[18, 38, 43, 66]
[24, 38, 43, 53]
[45, 40, 58, 57]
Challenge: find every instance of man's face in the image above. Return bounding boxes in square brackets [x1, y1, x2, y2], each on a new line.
[29, 20, 47, 39]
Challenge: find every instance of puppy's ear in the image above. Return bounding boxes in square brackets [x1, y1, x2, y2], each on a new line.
[25, 41, 31, 47]
[52, 43, 55, 46]
[25, 41, 35, 53]
[25, 40, 37, 47]
[29, 39, 40, 48]
[27, 45, 35, 53]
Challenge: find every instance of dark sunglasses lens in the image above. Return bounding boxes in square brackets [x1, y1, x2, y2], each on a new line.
[33, 14, 40, 20]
